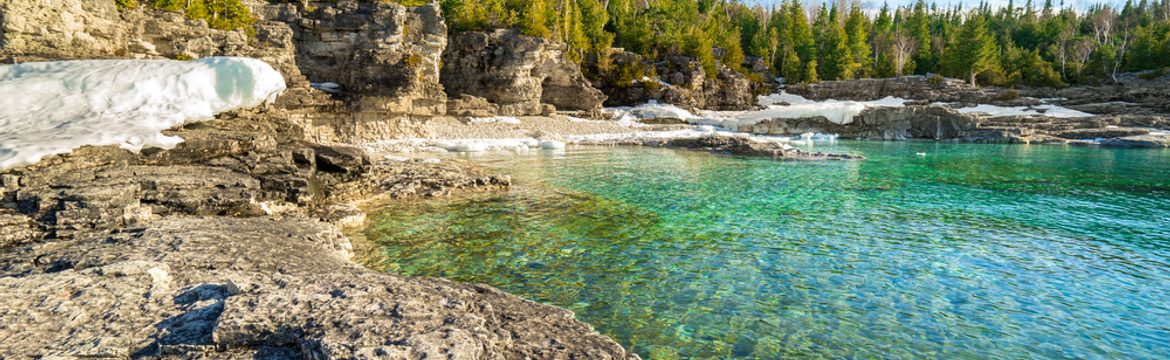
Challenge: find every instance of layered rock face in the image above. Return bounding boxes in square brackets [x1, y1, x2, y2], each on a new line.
[441, 29, 606, 116]
[780, 76, 1170, 145]
[0, 0, 296, 73]
[738, 106, 981, 141]
[256, 1, 448, 116]
[1023, 81, 1170, 116]
[592, 50, 759, 111]
[785, 76, 987, 104]
[738, 105, 1169, 145]
[787, 75, 1170, 118]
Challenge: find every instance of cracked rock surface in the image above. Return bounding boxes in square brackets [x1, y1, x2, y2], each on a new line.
[0, 115, 634, 359]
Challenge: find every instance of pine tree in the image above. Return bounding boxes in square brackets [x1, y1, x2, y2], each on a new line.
[518, 0, 551, 38]
[845, 4, 873, 78]
[803, 58, 821, 82]
[950, 13, 1000, 85]
[816, 5, 855, 80]
[873, 4, 896, 77]
[908, 0, 934, 73]
[788, 1, 816, 81]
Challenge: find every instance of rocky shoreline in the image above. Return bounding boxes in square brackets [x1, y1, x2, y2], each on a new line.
[0, 112, 645, 358]
[779, 76, 1170, 147]
[3, 0, 1170, 357]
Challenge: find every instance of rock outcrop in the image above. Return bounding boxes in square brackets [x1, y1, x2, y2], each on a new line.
[441, 29, 606, 116]
[573, 134, 863, 160]
[256, 1, 449, 116]
[1024, 81, 1170, 116]
[786, 75, 1170, 118]
[733, 103, 1170, 146]
[785, 76, 990, 104]
[0, 112, 635, 358]
[592, 50, 759, 111]
[778, 76, 1170, 145]
[655, 135, 863, 160]
[738, 106, 981, 141]
[0, 0, 298, 77]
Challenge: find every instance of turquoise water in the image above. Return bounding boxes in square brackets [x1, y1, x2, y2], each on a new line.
[364, 142, 1170, 359]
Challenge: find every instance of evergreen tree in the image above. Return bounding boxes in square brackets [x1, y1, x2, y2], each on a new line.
[873, 4, 896, 77]
[430, 0, 1170, 87]
[789, 1, 817, 82]
[950, 13, 1000, 85]
[845, 4, 873, 78]
[908, 0, 934, 73]
[518, 0, 551, 38]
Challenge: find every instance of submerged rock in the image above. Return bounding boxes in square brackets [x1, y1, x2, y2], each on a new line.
[586, 135, 863, 160]
[1055, 128, 1151, 140]
[1098, 134, 1170, 148]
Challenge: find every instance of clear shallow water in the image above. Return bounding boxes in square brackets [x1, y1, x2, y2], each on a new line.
[364, 142, 1170, 359]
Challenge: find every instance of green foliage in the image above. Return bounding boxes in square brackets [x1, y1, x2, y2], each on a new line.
[845, 5, 872, 78]
[434, 0, 1170, 86]
[118, 0, 254, 31]
[395, 0, 431, 6]
[928, 73, 945, 86]
[684, 29, 718, 78]
[404, 53, 424, 67]
[1137, 67, 1169, 80]
[995, 89, 1021, 100]
[947, 13, 999, 85]
[116, 0, 140, 9]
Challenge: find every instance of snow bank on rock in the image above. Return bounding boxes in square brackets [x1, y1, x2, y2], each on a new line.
[467, 116, 522, 125]
[955, 104, 1093, 118]
[610, 92, 907, 132]
[733, 94, 907, 126]
[757, 92, 815, 106]
[627, 102, 697, 121]
[0, 57, 286, 170]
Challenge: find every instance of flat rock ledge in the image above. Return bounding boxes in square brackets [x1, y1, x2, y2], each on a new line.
[582, 135, 864, 160]
[0, 114, 636, 359]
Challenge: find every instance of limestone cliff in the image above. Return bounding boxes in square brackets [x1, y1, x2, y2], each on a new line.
[441, 29, 606, 116]
[590, 50, 760, 111]
[255, 1, 448, 116]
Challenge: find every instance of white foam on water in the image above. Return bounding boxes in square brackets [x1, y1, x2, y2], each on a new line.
[0, 57, 287, 170]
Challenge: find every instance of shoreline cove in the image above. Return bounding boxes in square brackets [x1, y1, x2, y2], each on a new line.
[359, 144, 1170, 359]
[2, 1, 1169, 354]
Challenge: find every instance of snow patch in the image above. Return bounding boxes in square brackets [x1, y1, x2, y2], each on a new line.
[380, 137, 571, 154]
[467, 116, 522, 125]
[311, 82, 342, 93]
[955, 104, 1093, 118]
[609, 92, 907, 131]
[0, 57, 287, 170]
[540, 140, 566, 150]
[757, 91, 816, 106]
[729, 95, 906, 127]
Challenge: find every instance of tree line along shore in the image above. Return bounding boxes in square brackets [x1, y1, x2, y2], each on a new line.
[118, 0, 1170, 88]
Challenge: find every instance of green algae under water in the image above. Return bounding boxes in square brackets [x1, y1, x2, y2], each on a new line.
[364, 142, 1170, 359]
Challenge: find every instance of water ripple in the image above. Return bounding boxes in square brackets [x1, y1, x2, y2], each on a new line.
[366, 143, 1170, 359]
